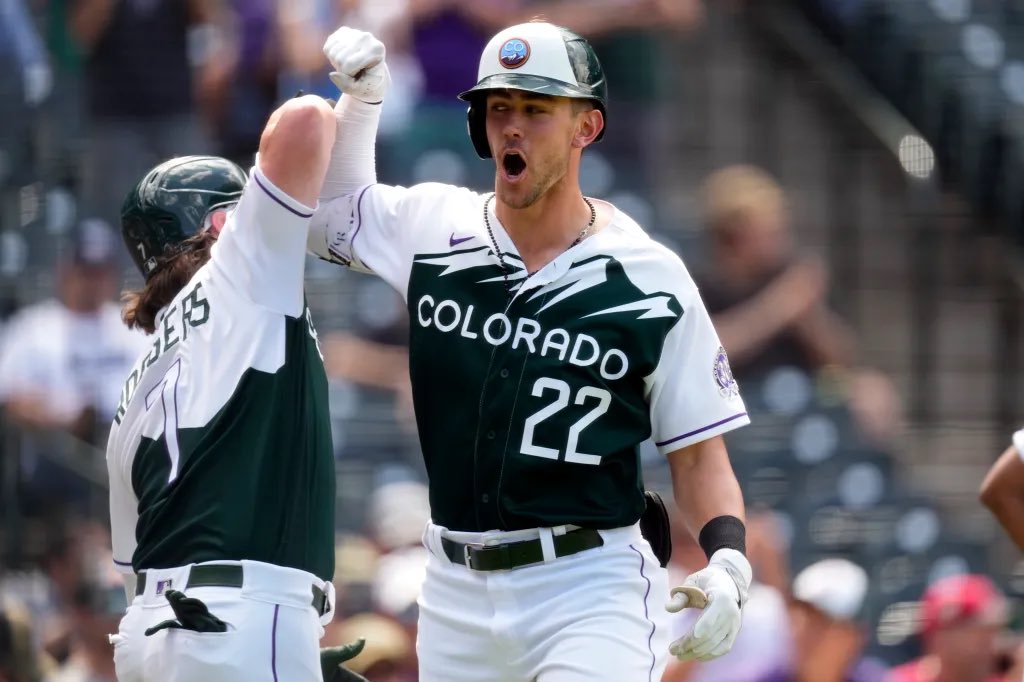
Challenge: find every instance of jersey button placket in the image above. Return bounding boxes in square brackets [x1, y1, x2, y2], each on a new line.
[499, 368, 510, 378]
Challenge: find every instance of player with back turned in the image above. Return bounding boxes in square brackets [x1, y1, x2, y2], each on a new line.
[104, 96, 363, 681]
[309, 21, 754, 681]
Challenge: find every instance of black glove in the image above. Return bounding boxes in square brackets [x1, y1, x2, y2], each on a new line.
[639, 490, 673, 568]
[144, 589, 229, 636]
[320, 640, 368, 682]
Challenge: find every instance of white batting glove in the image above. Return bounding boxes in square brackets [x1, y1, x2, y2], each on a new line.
[666, 549, 752, 662]
[323, 27, 391, 104]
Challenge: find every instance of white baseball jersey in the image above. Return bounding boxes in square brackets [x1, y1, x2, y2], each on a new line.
[106, 166, 335, 581]
[308, 182, 749, 532]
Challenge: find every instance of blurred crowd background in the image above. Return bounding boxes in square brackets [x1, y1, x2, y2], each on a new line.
[2, 0, 1024, 680]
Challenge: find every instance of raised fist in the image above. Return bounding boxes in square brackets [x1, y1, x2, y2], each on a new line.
[323, 27, 391, 104]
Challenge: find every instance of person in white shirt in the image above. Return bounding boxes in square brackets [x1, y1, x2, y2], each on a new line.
[0, 218, 148, 515]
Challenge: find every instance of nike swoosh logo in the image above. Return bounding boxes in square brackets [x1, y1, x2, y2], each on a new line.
[449, 234, 475, 247]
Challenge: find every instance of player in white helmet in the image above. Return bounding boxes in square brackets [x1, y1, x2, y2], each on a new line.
[309, 21, 753, 680]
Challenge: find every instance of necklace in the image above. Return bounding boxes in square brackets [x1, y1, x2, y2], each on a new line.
[483, 193, 596, 298]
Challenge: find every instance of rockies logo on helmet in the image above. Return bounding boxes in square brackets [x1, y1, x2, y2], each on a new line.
[499, 38, 530, 69]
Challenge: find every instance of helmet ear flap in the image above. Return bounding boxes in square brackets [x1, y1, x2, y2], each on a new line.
[467, 102, 492, 159]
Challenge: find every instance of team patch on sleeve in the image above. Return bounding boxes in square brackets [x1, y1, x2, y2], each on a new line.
[713, 346, 739, 399]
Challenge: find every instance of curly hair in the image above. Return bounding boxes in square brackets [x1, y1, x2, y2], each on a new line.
[121, 232, 216, 334]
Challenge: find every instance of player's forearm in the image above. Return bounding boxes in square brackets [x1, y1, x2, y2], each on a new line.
[985, 497, 1024, 552]
[320, 96, 381, 200]
[980, 446, 1024, 551]
[667, 436, 745, 539]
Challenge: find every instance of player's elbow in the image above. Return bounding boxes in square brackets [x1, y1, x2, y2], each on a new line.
[258, 96, 336, 206]
[979, 475, 1006, 512]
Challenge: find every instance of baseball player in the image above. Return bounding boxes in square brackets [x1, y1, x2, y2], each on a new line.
[980, 427, 1024, 550]
[310, 22, 754, 681]
[105, 97, 361, 681]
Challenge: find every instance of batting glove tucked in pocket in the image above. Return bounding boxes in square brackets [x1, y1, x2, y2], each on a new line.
[322, 26, 391, 104]
[666, 548, 752, 661]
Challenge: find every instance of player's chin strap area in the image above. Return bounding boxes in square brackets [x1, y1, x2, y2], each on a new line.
[440, 527, 604, 571]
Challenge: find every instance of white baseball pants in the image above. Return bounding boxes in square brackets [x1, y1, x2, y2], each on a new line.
[111, 560, 329, 682]
[417, 522, 671, 682]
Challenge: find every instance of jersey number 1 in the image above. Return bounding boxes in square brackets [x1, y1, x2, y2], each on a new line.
[145, 359, 183, 484]
[520, 377, 611, 465]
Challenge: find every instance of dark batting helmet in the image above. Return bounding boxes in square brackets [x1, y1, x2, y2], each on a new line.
[458, 22, 608, 159]
[121, 155, 246, 280]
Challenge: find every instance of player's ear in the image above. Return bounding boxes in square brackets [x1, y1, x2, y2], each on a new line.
[572, 108, 604, 150]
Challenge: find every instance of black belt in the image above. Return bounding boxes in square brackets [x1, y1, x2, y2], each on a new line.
[136, 564, 330, 616]
[441, 528, 604, 571]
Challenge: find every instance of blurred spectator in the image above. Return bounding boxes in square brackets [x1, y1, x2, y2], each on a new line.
[0, 219, 148, 515]
[332, 534, 381, 619]
[323, 284, 420, 464]
[67, 0, 228, 224]
[277, 0, 422, 138]
[0, 521, 111, 668]
[205, 0, 280, 166]
[326, 612, 416, 681]
[0, 600, 46, 682]
[44, 562, 123, 682]
[0, 0, 52, 108]
[767, 558, 887, 682]
[979, 427, 1024, 551]
[0, 0, 51, 195]
[407, 0, 520, 105]
[366, 480, 429, 627]
[887, 574, 1008, 682]
[695, 165, 901, 444]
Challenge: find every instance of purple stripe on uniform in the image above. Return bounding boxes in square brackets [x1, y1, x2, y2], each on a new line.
[253, 172, 313, 218]
[113, 558, 132, 567]
[348, 184, 373, 256]
[271, 604, 280, 682]
[655, 412, 748, 448]
[629, 545, 657, 682]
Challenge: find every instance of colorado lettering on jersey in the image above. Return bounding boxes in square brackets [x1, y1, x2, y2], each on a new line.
[416, 294, 629, 382]
[114, 281, 210, 425]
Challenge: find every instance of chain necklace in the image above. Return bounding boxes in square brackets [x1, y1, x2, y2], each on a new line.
[483, 193, 596, 298]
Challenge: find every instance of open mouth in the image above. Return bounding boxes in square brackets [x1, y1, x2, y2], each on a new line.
[502, 151, 527, 180]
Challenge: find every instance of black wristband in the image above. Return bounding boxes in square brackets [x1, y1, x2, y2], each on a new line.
[698, 515, 746, 560]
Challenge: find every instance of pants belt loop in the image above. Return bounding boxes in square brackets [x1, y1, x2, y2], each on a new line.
[538, 527, 556, 563]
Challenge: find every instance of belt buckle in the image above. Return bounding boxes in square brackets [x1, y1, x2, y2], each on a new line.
[463, 543, 484, 569]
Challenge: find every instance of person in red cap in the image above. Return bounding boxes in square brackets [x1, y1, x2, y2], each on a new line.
[887, 574, 1008, 682]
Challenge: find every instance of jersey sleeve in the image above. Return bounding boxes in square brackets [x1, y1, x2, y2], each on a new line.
[646, 270, 750, 455]
[307, 182, 475, 297]
[107, 444, 139, 575]
[1015, 429, 1024, 460]
[209, 163, 316, 318]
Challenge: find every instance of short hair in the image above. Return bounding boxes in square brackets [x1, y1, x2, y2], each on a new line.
[700, 165, 787, 235]
[571, 99, 596, 115]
